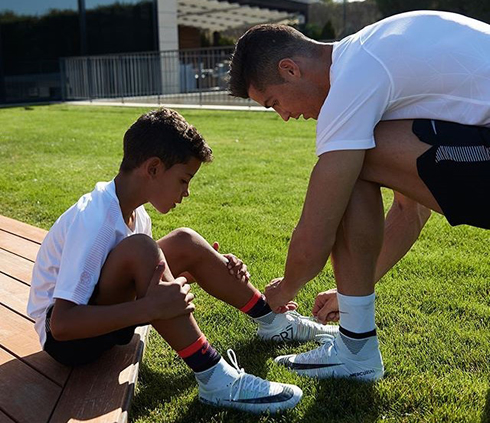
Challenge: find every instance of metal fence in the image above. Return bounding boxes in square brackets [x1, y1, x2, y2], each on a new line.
[60, 46, 255, 106]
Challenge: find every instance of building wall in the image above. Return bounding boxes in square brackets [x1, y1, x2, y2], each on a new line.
[178, 26, 201, 50]
[157, 0, 178, 51]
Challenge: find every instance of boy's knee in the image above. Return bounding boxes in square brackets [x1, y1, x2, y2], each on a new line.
[167, 227, 203, 249]
[118, 233, 163, 265]
[171, 227, 199, 241]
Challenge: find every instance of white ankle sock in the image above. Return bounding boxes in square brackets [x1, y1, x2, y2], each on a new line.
[337, 292, 376, 334]
[195, 357, 238, 390]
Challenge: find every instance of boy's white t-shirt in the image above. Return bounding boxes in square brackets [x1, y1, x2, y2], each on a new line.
[27, 180, 152, 347]
[316, 10, 490, 156]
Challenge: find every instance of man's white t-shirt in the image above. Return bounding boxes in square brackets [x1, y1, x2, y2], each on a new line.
[27, 180, 152, 347]
[316, 10, 490, 156]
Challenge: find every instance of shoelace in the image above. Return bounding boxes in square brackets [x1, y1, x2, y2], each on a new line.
[286, 310, 328, 340]
[226, 349, 271, 402]
[296, 339, 333, 363]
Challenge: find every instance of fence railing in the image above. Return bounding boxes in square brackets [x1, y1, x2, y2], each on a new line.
[60, 46, 254, 106]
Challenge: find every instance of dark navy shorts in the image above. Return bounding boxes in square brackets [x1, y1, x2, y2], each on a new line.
[43, 306, 136, 366]
[414, 119, 490, 229]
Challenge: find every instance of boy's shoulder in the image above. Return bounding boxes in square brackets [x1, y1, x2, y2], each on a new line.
[52, 180, 119, 235]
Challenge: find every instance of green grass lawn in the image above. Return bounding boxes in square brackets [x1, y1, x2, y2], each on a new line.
[0, 104, 488, 423]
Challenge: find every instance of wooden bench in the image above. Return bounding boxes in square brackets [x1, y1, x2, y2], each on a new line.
[0, 215, 149, 423]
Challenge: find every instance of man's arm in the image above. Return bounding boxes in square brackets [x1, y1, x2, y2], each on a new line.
[312, 191, 431, 322]
[265, 149, 366, 311]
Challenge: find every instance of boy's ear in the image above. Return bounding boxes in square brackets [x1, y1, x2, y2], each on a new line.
[278, 58, 301, 80]
[146, 157, 164, 178]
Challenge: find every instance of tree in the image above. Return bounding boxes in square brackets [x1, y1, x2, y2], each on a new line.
[321, 20, 336, 40]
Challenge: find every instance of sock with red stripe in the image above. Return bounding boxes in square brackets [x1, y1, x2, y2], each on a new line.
[177, 334, 221, 373]
[240, 291, 272, 318]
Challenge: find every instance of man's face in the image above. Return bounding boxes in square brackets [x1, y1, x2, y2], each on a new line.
[248, 78, 325, 121]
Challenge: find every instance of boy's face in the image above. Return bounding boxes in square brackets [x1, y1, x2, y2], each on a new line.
[149, 157, 201, 214]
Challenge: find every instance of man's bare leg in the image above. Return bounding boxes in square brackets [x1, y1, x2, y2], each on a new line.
[362, 120, 441, 211]
[313, 120, 436, 323]
[275, 179, 385, 380]
[331, 179, 385, 296]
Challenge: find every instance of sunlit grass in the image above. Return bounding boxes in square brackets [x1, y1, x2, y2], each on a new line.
[1, 104, 488, 423]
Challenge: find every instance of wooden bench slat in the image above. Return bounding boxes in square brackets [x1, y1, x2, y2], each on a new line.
[0, 229, 40, 262]
[0, 249, 34, 285]
[0, 215, 47, 244]
[0, 348, 62, 423]
[0, 215, 149, 422]
[0, 273, 31, 319]
[0, 305, 71, 387]
[49, 326, 149, 423]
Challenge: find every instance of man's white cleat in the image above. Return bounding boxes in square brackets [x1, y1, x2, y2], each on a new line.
[198, 349, 302, 414]
[274, 329, 384, 381]
[256, 310, 339, 342]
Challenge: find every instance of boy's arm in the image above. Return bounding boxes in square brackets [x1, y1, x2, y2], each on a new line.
[50, 266, 195, 341]
[265, 149, 365, 311]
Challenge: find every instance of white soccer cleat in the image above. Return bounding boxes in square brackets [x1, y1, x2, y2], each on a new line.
[256, 310, 339, 342]
[274, 329, 384, 381]
[198, 349, 303, 414]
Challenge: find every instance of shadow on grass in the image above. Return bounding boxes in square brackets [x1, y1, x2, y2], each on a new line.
[129, 360, 196, 421]
[301, 378, 380, 423]
[482, 389, 490, 423]
[131, 337, 382, 423]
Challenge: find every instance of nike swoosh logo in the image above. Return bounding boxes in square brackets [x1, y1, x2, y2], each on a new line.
[278, 358, 344, 370]
[224, 387, 294, 404]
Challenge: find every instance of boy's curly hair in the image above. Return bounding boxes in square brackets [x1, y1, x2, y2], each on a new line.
[120, 108, 213, 172]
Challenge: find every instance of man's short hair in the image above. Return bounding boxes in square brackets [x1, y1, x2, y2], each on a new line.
[120, 108, 213, 172]
[228, 24, 317, 98]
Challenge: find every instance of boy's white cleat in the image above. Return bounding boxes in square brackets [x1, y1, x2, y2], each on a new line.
[256, 310, 339, 342]
[274, 329, 384, 381]
[197, 349, 302, 414]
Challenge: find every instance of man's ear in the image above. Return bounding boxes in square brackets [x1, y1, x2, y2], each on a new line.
[146, 157, 163, 178]
[278, 58, 301, 80]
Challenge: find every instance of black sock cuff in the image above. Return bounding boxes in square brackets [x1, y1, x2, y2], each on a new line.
[339, 326, 377, 339]
[246, 295, 272, 318]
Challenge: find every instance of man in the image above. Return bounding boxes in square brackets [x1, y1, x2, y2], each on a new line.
[228, 10, 490, 380]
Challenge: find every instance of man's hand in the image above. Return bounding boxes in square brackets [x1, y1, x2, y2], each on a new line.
[213, 241, 250, 283]
[312, 288, 339, 323]
[144, 262, 195, 321]
[264, 277, 298, 313]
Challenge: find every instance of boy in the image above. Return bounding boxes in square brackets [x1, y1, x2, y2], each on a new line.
[28, 108, 337, 413]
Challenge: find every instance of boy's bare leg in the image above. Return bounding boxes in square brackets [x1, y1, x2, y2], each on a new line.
[158, 228, 341, 342]
[157, 228, 258, 309]
[92, 233, 303, 412]
[92, 233, 201, 351]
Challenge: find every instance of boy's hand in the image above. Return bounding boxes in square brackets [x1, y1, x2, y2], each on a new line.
[312, 288, 339, 323]
[145, 262, 195, 321]
[265, 277, 298, 313]
[213, 241, 250, 284]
